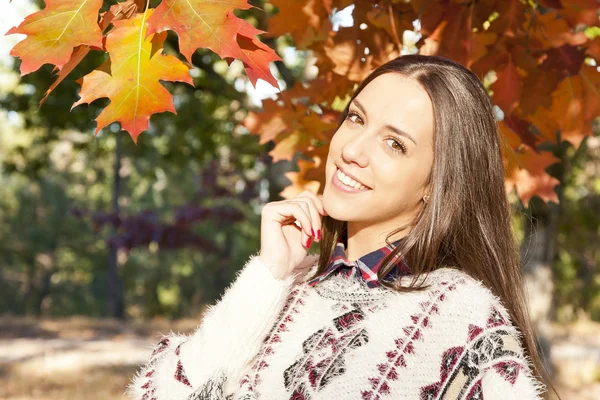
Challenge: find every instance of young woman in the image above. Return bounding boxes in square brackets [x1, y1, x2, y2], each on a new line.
[128, 55, 550, 400]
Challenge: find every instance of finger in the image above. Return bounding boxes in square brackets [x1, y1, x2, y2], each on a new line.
[298, 190, 327, 217]
[273, 202, 313, 247]
[296, 191, 328, 238]
[289, 197, 322, 241]
[287, 200, 317, 240]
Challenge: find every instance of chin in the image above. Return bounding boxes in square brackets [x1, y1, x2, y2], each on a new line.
[321, 191, 357, 220]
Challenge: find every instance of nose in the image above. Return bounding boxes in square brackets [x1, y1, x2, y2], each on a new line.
[340, 131, 371, 168]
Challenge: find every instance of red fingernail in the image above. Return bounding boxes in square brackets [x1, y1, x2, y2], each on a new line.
[317, 230, 321, 240]
[311, 228, 315, 237]
[306, 237, 312, 247]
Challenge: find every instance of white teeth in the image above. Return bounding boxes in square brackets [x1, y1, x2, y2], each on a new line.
[336, 168, 368, 190]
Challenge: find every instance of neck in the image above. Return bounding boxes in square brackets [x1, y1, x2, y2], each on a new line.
[345, 221, 410, 262]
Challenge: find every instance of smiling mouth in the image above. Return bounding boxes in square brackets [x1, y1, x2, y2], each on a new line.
[334, 166, 372, 191]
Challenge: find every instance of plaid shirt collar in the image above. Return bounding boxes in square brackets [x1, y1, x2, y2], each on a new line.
[307, 237, 410, 289]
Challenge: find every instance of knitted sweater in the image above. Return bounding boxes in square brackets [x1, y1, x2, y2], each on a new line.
[127, 253, 547, 400]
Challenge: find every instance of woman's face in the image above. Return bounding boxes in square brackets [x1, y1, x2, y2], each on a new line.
[323, 73, 435, 231]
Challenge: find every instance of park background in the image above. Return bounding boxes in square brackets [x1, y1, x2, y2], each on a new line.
[0, 0, 599, 399]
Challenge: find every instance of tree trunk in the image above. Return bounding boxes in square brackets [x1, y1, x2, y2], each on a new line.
[520, 195, 562, 377]
[108, 135, 124, 319]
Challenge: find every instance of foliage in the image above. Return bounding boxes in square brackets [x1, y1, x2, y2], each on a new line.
[244, 0, 600, 206]
[6, 0, 281, 142]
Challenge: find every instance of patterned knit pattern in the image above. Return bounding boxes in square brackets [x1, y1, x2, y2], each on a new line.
[127, 254, 546, 400]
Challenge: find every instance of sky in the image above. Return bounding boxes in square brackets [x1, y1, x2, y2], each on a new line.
[1, 0, 37, 68]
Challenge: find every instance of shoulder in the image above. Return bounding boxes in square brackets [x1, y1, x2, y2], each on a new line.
[387, 267, 520, 345]
[419, 267, 515, 325]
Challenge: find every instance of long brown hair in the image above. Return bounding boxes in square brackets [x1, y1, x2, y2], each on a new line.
[307, 54, 552, 393]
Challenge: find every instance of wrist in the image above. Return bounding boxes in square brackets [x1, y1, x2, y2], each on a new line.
[257, 255, 288, 281]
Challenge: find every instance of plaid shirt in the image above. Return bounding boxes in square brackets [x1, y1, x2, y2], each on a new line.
[307, 237, 410, 289]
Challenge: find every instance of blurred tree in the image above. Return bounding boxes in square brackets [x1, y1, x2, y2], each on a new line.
[0, 1, 279, 317]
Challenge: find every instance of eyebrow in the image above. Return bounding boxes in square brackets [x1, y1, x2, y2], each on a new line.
[351, 99, 418, 146]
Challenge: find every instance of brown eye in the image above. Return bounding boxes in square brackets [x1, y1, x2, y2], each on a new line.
[346, 111, 363, 125]
[386, 138, 408, 155]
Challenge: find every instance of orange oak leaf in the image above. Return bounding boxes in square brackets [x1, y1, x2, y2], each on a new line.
[244, 98, 300, 145]
[279, 158, 322, 199]
[486, 0, 527, 37]
[491, 58, 522, 115]
[146, 0, 281, 87]
[529, 64, 600, 148]
[269, 112, 334, 163]
[416, 1, 473, 66]
[366, 2, 415, 46]
[526, 10, 589, 51]
[226, 24, 282, 88]
[559, 0, 600, 28]
[72, 9, 193, 143]
[267, 0, 332, 48]
[468, 32, 497, 69]
[302, 123, 338, 193]
[500, 122, 560, 206]
[40, 0, 139, 106]
[6, 0, 104, 75]
[586, 36, 600, 60]
[321, 26, 399, 82]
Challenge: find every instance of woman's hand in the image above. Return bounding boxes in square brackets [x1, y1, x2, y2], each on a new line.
[260, 190, 328, 280]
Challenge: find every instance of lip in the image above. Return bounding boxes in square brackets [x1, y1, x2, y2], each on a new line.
[333, 165, 372, 193]
[335, 164, 371, 189]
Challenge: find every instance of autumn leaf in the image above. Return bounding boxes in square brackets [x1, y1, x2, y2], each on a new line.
[491, 58, 522, 114]
[280, 158, 322, 199]
[277, 108, 338, 198]
[416, 0, 473, 65]
[366, 1, 415, 45]
[526, 10, 589, 51]
[244, 98, 298, 145]
[6, 0, 104, 75]
[530, 64, 600, 148]
[500, 122, 560, 206]
[559, 0, 600, 28]
[318, 3, 400, 84]
[486, 0, 527, 36]
[269, 111, 333, 162]
[267, 0, 332, 48]
[40, 0, 140, 106]
[223, 18, 282, 88]
[146, 0, 281, 87]
[72, 9, 193, 142]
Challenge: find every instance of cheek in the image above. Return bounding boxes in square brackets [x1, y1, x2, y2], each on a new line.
[326, 133, 343, 164]
[329, 129, 343, 151]
[375, 158, 431, 195]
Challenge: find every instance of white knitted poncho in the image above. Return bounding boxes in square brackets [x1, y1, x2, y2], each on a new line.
[127, 253, 547, 400]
